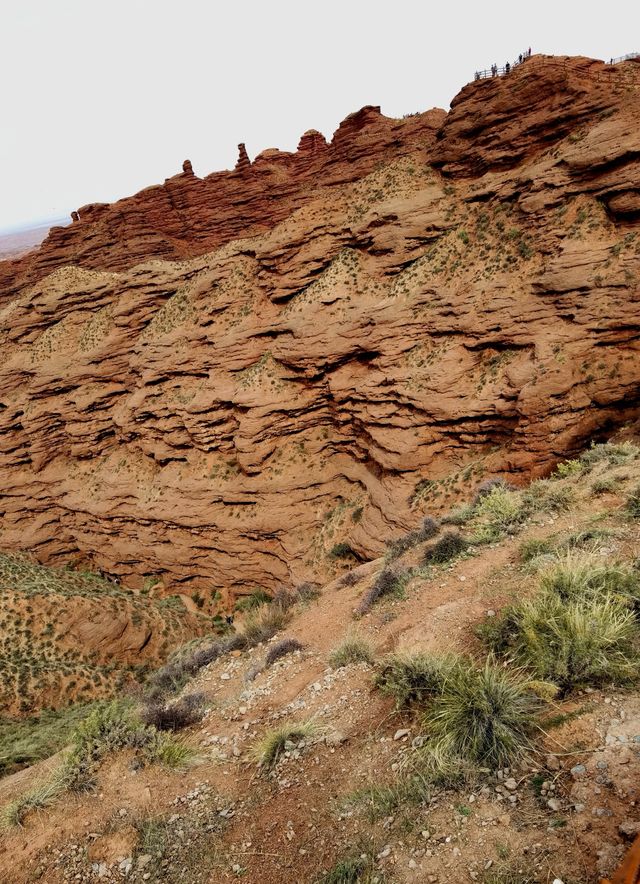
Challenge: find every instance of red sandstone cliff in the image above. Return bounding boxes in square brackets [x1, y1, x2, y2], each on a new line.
[1, 55, 639, 596]
[0, 106, 444, 301]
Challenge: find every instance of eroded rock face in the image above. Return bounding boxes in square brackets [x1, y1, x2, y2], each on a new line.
[0, 105, 445, 302]
[1, 56, 639, 597]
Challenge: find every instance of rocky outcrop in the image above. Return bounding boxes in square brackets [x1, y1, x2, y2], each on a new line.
[0, 106, 445, 303]
[235, 143, 251, 173]
[0, 55, 639, 599]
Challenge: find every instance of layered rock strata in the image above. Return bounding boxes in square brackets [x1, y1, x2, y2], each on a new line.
[1, 55, 639, 597]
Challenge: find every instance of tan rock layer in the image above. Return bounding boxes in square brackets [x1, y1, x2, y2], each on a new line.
[1, 56, 640, 596]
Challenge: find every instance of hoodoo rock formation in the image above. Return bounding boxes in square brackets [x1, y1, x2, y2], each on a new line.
[1, 55, 639, 599]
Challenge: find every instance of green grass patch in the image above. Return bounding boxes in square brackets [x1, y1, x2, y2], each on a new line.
[329, 634, 375, 669]
[484, 591, 638, 693]
[1, 700, 193, 827]
[626, 485, 640, 519]
[0, 702, 100, 777]
[424, 658, 539, 768]
[251, 721, 316, 769]
[317, 846, 383, 884]
[234, 588, 272, 612]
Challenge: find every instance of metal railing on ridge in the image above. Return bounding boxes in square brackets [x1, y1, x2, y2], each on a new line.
[609, 52, 640, 64]
[474, 50, 532, 80]
[473, 51, 640, 82]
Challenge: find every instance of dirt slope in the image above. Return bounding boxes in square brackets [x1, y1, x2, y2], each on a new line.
[1, 445, 640, 883]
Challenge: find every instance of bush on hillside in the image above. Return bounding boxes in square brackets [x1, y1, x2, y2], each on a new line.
[474, 487, 526, 532]
[264, 637, 303, 668]
[482, 591, 638, 692]
[146, 633, 246, 701]
[591, 476, 620, 495]
[295, 582, 321, 602]
[375, 653, 538, 768]
[386, 516, 440, 561]
[141, 692, 205, 731]
[424, 658, 539, 768]
[243, 603, 291, 646]
[252, 721, 316, 769]
[355, 567, 406, 616]
[234, 588, 272, 612]
[626, 485, 640, 519]
[522, 479, 575, 513]
[423, 531, 468, 565]
[539, 551, 640, 608]
[471, 478, 514, 507]
[519, 537, 554, 563]
[2, 701, 192, 827]
[329, 634, 375, 669]
[374, 653, 461, 707]
[329, 542, 355, 560]
[441, 505, 476, 526]
[580, 441, 640, 470]
[336, 571, 361, 588]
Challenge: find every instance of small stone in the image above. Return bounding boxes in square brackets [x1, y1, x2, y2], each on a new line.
[547, 798, 561, 812]
[136, 855, 152, 870]
[546, 754, 560, 771]
[618, 819, 640, 838]
[377, 846, 391, 859]
[570, 764, 586, 779]
[393, 729, 410, 741]
[118, 808, 128, 817]
[503, 778, 517, 791]
[326, 731, 348, 746]
[592, 807, 613, 817]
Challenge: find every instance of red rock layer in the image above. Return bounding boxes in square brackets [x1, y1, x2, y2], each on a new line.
[1, 56, 639, 597]
[0, 106, 445, 302]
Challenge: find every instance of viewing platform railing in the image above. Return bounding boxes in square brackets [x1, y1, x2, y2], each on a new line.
[473, 51, 639, 82]
[609, 52, 640, 64]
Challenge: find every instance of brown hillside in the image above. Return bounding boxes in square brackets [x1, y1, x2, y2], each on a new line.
[0, 54, 639, 599]
[0, 554, 215, 717]
[1, 443, 640, 883]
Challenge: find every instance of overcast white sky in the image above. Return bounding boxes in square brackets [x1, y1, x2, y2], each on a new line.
[1, 0, 638, 231]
